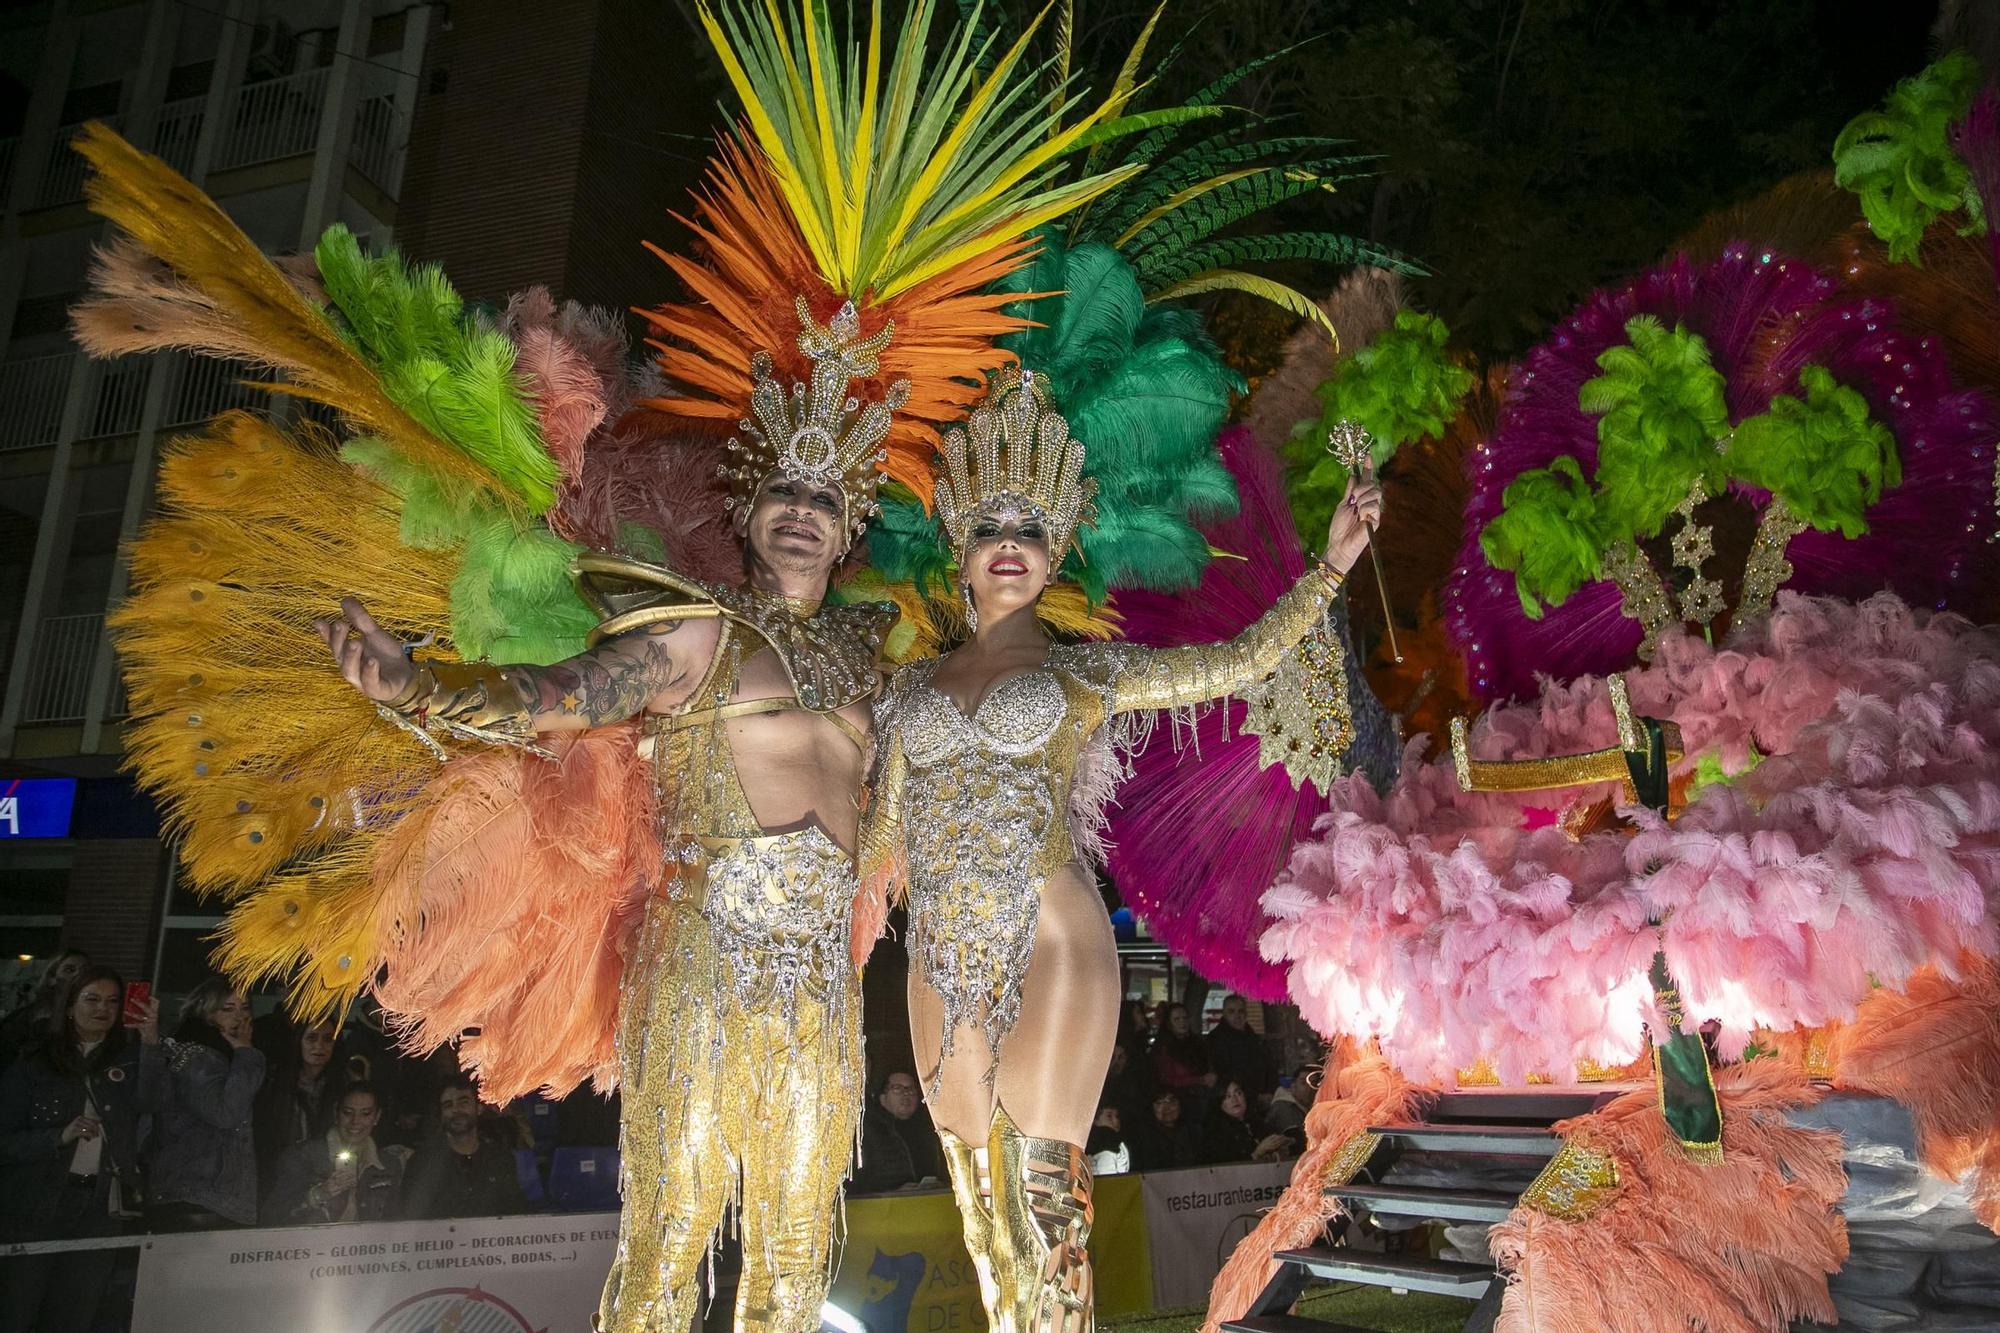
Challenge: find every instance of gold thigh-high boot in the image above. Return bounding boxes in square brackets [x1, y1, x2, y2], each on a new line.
[989, 1105, 1095, 1333]
[937, 1127, 1002, 1325]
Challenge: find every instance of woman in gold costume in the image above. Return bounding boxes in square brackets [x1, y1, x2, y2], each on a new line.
[864, 369, 1382, 1332]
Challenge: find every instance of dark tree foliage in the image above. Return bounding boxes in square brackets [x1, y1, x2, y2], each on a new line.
[967, 0, 1937, 359]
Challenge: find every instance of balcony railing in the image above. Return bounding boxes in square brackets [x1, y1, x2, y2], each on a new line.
[164, 353, 267, 428]
[0, 353, 76, 452]
[80, 356, 154, 440]
[152, 95, 207, 176]
[22, 613, 104, 724]
[214, 66, 329, 172]
[36, 115, 119, 208]
[348, 94, 403, 191]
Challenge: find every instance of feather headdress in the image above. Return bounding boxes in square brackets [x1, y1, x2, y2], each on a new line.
[641, 0, 1143, 505]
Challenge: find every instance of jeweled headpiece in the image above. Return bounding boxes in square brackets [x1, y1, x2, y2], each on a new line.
[721, 297, 910, 538]
[934, 367, 1097, 567]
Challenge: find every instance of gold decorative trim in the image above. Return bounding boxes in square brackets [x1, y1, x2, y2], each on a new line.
[1321, 1130, 1383, 1186]
[1519, 1140, 1621, 1222]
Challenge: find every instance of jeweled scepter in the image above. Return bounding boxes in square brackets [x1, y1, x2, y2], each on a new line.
[1326, 420, 1402, 663]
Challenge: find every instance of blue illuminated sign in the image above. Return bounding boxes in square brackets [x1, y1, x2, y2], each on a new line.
[0, 779, 77, 838]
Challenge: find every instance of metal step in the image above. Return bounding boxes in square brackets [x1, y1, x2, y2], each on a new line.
[1332, 1183, 1518, 1223]
[1369, 1123, 1560, 1156]
[1274, 1246, 1498, 1298]
[1427, 1090, 1606, 1122]
[1220, 1314, 1377, 1333]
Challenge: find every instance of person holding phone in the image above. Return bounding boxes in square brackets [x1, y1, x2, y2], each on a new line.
[265, 1082, 404, 1223]
[0, 965, 161, 1332]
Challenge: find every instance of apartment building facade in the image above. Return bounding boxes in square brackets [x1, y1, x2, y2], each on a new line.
[0, 0, 706, 997]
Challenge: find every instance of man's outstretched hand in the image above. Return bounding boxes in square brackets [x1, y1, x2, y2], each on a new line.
[314, 597, 416, 703]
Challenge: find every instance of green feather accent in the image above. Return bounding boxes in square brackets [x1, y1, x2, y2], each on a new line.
[1142, 230, 1420, 292]
[1580, 316, 1732, 543]
[1833, 51, 1985, 264]
[974, 234, 1241, 597]
[450, 516, 596, 665]
[1479, 456, 1604, 620]
[1068, 104, 1226, 153]
[1726, 364, 1900, 537]
[314, 225, 557, 513]
[1095, 132, 1351, 239]
[1282, 309, 1473, 544]
[342, 438, 592, 664]
[1148, 270, 1337, 341]
[1120, 162, 1349, 259]
[1114, 40, 1318, 170]
[867, 487, 956, 597]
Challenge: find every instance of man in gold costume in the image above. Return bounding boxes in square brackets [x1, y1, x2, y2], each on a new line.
[318, 307, 901, 1333]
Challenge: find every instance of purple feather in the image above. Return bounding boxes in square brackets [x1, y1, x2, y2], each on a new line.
[1449, 246, 1999, 701]
[1953, 84, 2000, 282]
[1105, 427, 1332, 1000]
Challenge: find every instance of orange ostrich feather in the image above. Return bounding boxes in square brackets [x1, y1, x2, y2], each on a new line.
[1828, 953, 2000, 1230]
[1202, 1047, 1424, 1333]
[639, 134, 1043, 499]
[1490, 1061, 1847, 1333]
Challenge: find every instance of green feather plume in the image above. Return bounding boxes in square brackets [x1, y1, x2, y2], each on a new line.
[867, 486, 957, 596]
[1479, 456, 1604, 620]
[982, 234, 1241, 597]
[314, 225, 557, 512]
[1833, 51, 1985, 264]
[1726, 364, 1900, 537]
[1580, 316, 1731, 542]
[1046, 33, 1411, 323]
[342, 438, 592, 665]
[1282, 309, 1474, 545]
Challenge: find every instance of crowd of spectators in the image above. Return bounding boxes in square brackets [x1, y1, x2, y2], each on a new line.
[848, 991, 1315, 1194]
[0, 950, 1310, 1324]
[1094, 993, 1308, 1174]
[0, 956, 547, 1329]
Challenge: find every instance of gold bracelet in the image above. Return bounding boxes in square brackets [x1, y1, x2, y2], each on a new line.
[379, 659, 550, 758]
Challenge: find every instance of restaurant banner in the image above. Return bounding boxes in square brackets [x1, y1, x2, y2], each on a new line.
[1137, 1162, 1294, 1308]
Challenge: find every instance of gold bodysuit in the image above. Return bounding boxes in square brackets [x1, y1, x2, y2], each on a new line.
[579, 555, 891, 1333]
[866, 568, 1341, 1086]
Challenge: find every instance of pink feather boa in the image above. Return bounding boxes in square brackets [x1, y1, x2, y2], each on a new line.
[1261, 592, 2000, 1083]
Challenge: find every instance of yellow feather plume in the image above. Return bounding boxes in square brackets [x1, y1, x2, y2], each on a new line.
[114, 414, 462, 1018]
[68, 123, 522, 514]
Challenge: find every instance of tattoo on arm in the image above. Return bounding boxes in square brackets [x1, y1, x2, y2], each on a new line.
[507, 623, 688, 726]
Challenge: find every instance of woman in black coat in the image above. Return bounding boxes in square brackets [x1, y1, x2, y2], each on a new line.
[253, 1017, 345, 1182]
[0, 965, 162, 1333]
[1199, 1080, 1262, 1164]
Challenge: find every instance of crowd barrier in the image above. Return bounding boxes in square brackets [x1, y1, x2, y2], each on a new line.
[5, 1160, 1294, 1332]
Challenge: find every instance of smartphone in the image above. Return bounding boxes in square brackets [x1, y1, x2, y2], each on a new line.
[121, 980, 152, 1027]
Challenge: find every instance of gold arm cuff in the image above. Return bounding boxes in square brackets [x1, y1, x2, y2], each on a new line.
[1113, 566, 1342, 714]
[382, 659, 544, 754]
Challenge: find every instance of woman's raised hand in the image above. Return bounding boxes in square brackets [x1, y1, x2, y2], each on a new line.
[1322, 474, 1385, 575]
[314, 597, 416, 703]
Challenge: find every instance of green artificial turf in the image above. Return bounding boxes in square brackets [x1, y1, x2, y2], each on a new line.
[1103, 1284, 1476, 1333]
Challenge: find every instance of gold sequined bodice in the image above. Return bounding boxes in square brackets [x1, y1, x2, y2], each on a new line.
[865, 568, 1342, 1083]
[646, 624, 862, 1016]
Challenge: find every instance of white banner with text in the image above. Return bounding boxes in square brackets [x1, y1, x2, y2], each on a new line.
[133, 1212, 619, 1333]
[1137, 1161, 1294, 1308]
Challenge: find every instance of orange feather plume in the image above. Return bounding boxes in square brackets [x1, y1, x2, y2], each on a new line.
[638, 133, 1044, 499]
